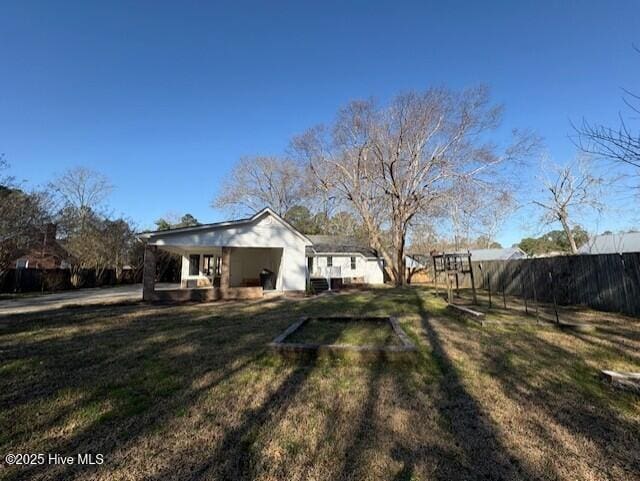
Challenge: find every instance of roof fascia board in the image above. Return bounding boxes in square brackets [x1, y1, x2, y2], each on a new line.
[138, 207, 313, 244]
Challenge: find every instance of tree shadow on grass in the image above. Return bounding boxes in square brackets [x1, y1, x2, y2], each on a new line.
[0, 291, 456, 480]
[333, 362, 385, 480]
[0, 299, 305, 481]
[414, 290, 541, 481]
[189, 364, 314, 481]
[7, 352, 261, 481]
[479, 325, 640, 479]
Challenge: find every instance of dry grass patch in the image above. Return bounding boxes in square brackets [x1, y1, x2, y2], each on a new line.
[286, 318, 402, 346]
[0, 287, 638, 480]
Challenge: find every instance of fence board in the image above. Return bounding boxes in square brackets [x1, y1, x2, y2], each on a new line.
[464, 253, 640, 317]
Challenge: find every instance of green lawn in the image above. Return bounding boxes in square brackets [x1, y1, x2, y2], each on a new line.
[0, 287, 638, 481]
[286, 318, 402, 346]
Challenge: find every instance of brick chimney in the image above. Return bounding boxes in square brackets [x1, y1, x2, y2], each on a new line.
[43, 223, 57, 246]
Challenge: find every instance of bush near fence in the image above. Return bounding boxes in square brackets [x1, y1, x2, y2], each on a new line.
[466, 253, 640, 317]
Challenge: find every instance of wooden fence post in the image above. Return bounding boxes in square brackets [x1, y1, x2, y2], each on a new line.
[432, 257, 439, 298]
[469, 253, 478, 305]
[520, 266, 528, 314]
[548, 271, 559, 324]
[502, 272, 507, 309]
[531, 266, 539, 324]
[455, 272, 460, 298]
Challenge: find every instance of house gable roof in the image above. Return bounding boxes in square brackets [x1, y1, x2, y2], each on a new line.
[306, 235, 378, 258]
[138, 207, 313, 245]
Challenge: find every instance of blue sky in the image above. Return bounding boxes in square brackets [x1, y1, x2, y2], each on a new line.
[1, 0, 638, 245]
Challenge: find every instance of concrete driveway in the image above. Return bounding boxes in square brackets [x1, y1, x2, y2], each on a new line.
[0, 284, 143, 316]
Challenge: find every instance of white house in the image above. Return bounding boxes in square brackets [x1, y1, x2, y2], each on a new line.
[405, 254, 428, 271]
[306, 235, 385, 290]
[138, 208, 384, 302]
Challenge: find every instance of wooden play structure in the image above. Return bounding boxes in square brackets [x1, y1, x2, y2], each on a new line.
[431, 251, 478, 305]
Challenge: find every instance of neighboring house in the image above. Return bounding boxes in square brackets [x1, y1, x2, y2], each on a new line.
[306, 235, 385, 289]
[405, 254, 431, 284]
[405, 254, 428, 270]
[579, 232, 640, 254]
[13, 224, 73, 270]
[530, 250, 569, 258]
[137, 208, 385, 302]
[468, 247, 527, 262]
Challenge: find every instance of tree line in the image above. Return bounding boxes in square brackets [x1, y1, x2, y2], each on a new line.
[1, 160, 135, 286]
[0, 159, 203, 288]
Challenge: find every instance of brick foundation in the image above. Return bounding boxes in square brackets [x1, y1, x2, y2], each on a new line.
[150, 286, 263, 303]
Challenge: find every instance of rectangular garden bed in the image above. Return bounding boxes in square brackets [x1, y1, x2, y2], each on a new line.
[268, 316, 417, 361]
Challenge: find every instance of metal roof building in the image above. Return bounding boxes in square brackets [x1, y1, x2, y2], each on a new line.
[468, 247, 527, 261]
[579, 232, 640, 254]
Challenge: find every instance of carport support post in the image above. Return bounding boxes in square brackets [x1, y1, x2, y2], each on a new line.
[220, 247, 231, 293]
[142, 245, 157, 301]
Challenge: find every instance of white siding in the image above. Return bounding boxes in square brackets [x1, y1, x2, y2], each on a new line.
[405, 256, 425, 270]
[364, 258, 384, 284]
[310, 254, 384, 285]
[148, 213, 308, 291]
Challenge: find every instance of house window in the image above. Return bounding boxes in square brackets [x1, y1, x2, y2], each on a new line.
[215, 256, 221, 276]
[189, 254, 200, 276]
[203, 255, 214, 276]
[307, 256, 313, 273]
[350, 256, 356, 270]
[326, 256, 332, 267]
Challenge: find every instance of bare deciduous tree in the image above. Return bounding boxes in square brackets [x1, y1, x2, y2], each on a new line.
[51, 167, 113, 231]
[213, 156, 308, 217]
[53, 166, 113, 210]
[0, 155, 14, 186]
[532, 157, 605, 254]
[575, 47, 640, 173]
[476, 189, 515, 248]
[294, 86, 535, 285]
[51, 167, 118, 285]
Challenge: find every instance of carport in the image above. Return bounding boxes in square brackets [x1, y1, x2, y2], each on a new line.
[137, 208, 311, 302]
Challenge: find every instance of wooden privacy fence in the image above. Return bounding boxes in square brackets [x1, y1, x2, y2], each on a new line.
[465, 253, 640, 317]
[0, 268, 140, 294]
